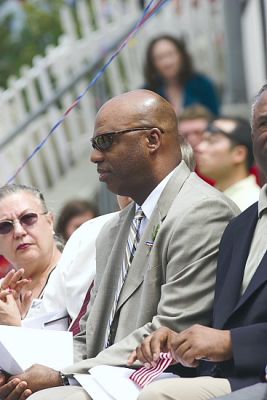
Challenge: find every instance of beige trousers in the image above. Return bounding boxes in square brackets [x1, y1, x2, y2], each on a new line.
[28, 386, 91, 400]
[138, 377, 231, 400]
[28, 377, 231, 400]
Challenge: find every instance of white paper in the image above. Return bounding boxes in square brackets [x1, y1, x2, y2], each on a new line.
[75, 374, 114, 400]
[75, 365, 177, 400]
[0, 325, 73, 375]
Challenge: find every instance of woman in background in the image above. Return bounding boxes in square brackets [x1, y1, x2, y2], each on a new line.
[144, 35, 220, 116]
[56, 199, 98, 243]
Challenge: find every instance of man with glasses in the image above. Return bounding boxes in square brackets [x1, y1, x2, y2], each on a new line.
[0, 89, 238, 399]
[196, 116, 260, 211]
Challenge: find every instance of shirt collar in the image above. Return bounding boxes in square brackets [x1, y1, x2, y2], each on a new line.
[223, 175, 257, 196]
[258, 184, 267, 217]
[136, 169, 176, 220]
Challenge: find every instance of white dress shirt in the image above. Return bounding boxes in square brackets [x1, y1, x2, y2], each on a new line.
[36, 212, 118, 322]
[241, 184, 267, 295]
[224, 175, 260, 212]
[137, 169, 175, 236]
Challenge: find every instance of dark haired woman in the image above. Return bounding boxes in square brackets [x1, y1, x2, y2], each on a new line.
[56, 199, 98, 243]
[144, 35, 220, 116]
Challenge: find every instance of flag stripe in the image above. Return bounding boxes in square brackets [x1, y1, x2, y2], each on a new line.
[130, 352, 173, 387]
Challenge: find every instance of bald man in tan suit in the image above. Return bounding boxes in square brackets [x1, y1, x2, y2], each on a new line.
[0, 90, 238, 400]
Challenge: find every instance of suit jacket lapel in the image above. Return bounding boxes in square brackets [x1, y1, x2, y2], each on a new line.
[95, 206, 134, 307]
[86, 208, 135, 353]
[116, 161, 191, 310]
[116, 207, 162, 310]
[214, 205, 258, 328]
[231, 250, 267, 314]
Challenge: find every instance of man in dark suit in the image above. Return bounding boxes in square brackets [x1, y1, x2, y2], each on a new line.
[131, 83, 267, 400]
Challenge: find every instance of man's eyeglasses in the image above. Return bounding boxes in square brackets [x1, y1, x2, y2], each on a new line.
[91, 127, 164, 152]
[0, 212, 48, 235]
[206, 124, 229, 137]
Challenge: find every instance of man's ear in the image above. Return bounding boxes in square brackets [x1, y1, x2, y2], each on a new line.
[232, 145, 248, 165]
[146, 128, 162, 152]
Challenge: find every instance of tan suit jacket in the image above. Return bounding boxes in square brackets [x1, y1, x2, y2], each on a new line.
[64, 161, 239, 374]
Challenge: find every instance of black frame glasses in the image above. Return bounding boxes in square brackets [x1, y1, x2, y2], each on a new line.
[0, 212, 48, 235]
[206, 123, 230, 137]
[90, 127, 164, 151]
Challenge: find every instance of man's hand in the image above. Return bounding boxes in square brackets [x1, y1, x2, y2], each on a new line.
[128, 327, 176, 368]
[128, 325, 233, 369]
[167, 324, 233, 367]
[0, 372, 32, 400]
[0, 364, 63, 399]
[13, 364, 63, 393]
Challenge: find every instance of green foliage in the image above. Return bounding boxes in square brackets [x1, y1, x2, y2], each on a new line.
[0, 0, 64, 88]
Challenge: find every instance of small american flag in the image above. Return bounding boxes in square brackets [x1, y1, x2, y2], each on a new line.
[129, 352, 173, 388]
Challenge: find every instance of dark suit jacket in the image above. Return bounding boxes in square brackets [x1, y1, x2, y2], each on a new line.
[199, 202, 267, 391]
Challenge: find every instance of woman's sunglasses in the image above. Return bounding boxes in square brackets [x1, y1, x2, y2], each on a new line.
[0, 212, 47, 235]
[91, 127, 164, 152]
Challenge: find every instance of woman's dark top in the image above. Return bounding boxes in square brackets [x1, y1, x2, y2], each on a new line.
[145, 73, 220, 116]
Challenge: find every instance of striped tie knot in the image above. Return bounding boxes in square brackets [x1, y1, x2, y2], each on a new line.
[134, 207, 145, 221]
[132, 208, 144, 243]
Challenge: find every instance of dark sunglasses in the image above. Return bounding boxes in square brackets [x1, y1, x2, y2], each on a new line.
[0, 212, 47, 235]
[91, 127, 164, 151]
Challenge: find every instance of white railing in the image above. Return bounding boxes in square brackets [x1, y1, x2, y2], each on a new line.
[0, 0, 226, 211]
[0, 0, 141, 193]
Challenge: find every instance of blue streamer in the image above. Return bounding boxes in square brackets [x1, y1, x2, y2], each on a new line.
[6, 0, 171, 184]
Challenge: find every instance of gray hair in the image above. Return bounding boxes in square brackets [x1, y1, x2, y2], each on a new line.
[0, 184, 48, 212]
[180, 137, 196, 171]
[251, 83, 267, 126]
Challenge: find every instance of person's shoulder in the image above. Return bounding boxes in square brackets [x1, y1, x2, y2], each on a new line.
[185, 73, 217, 97]
[88, 212, 120, 226]
[228, 201, 258, 225]
[167, 165, 237, 213]
[188, 72, 215, 87]
[165, 172, 239, 228]
[221, 201, 258, 240]
[142, 83, 164, 97]
[67, 212, 120, 242]
[185, 73, 219, 114]
[184, 172, 239, 209]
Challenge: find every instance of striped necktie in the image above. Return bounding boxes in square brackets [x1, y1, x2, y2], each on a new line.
[104, 207, 144, 348]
